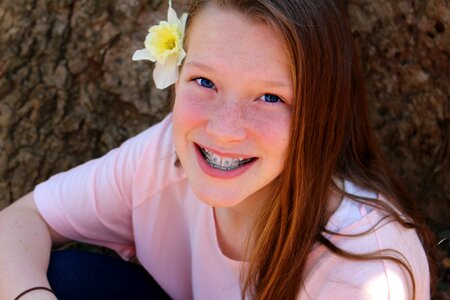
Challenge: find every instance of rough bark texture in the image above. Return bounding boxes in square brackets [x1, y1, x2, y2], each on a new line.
[0, 0, 173, 208]
[0, 0, 449, 295]
[348, 0, 449, 228]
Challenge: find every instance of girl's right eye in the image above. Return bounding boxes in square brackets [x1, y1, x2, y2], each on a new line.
[195, 77, 216, 89]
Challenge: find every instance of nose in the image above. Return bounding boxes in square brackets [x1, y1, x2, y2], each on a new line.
[205, 98, 247, 142]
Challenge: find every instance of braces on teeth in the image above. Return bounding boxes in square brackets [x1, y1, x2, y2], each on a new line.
[200, 147, 253, 171]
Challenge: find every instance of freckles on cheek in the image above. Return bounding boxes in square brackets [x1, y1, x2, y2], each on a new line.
[173, 92, 208, 128]
[246, 109, 291, 145]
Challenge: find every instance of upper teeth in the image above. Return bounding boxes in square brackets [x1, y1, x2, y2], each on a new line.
[201, 147, 251, 169]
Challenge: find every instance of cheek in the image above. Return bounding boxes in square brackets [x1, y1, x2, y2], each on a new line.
[244, 107, 291, 154]
[173, 87, 208, 132]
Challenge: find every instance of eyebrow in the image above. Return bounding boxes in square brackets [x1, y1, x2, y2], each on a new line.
[184, 61, 215, 73]
[184, 60, 292, 89]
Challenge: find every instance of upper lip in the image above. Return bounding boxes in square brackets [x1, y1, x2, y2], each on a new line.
[195, 142, 255, 159]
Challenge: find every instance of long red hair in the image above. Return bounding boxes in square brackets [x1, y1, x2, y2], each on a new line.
[182, 0, 437, 299]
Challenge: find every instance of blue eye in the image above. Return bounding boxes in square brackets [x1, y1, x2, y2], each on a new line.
[195, 78, 215, 89]
[262, 94, 283, 103]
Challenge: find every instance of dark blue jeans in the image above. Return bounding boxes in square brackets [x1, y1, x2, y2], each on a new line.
[47, 250, 171, 300]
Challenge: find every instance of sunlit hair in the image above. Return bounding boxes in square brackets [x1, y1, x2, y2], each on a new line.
[180, 0, 437, 299]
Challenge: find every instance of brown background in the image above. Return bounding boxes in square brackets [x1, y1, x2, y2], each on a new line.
[0, 0, 448, 297]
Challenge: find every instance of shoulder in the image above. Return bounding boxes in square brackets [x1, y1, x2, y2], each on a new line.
[121, 113, 175, 158]
[130, 113, 187, 207]
[301, 249, 418, 299]
[301, 181, 430, 299]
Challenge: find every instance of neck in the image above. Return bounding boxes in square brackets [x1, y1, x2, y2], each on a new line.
[213, 178, 344, 261]
[214, 187, 269, 261]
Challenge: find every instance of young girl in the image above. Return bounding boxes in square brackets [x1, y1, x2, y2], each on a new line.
[0, 0, 436, 299]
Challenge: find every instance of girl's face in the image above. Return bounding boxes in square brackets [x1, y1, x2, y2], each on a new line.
[173, 5, 293, 209]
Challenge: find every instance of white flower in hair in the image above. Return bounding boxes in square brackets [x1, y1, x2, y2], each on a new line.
[132, 0, 187, 89]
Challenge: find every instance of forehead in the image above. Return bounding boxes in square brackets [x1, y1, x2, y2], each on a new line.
[184, 5, 292, 83]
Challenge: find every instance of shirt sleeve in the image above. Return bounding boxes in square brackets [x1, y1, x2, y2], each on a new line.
[33, 116, 171, 260]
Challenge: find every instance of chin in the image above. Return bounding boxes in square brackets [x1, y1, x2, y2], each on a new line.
[192, 187, 245, 208]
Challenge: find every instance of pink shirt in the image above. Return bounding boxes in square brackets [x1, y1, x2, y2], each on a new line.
[34, 114, 430, 299]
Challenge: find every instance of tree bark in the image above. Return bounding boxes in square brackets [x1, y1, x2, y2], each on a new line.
[0, 0, 448, 226]
[348, 0, 449, 227]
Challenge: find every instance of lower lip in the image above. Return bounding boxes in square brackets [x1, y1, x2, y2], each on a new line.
[195, 145, 256, 179]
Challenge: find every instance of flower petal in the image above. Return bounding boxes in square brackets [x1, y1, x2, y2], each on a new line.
[153, 55, 179, 89]
[168, 4, 178, 24]
[180, 13, 188, 36]
[132, 49, 153, 61]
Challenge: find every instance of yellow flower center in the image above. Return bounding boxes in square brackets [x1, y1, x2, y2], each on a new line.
[146, 21, 181, 63]
[165, 38, 176, 50]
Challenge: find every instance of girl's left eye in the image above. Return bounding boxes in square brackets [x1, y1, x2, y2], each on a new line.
[260, 94, 284, 103]
[195, 77, 215, 89]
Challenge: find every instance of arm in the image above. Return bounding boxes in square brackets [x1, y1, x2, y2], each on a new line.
[0, 117, 172, 299]
[0, 193, 70, 300]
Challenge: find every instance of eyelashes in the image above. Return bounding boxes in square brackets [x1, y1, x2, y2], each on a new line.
[193, 77, 286, 104]
[195, 77, 215, 89]
[259, 94, 284, 104]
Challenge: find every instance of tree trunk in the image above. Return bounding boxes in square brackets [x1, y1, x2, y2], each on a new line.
[0, 0, 448, 223]
[347, 0, 449, 227]
[1, 0, 449, 297]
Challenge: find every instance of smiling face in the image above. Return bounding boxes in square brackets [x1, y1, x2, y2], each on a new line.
[172, 4, 293, 209]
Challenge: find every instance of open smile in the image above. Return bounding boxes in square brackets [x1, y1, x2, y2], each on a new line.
[199, 146, 255, 171]
[195, 143, 257, 173]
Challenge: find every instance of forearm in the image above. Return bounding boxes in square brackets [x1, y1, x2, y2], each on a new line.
[0, 194, 57, 300]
